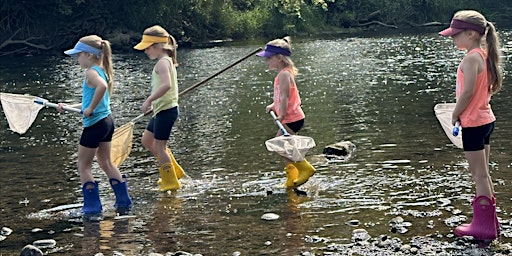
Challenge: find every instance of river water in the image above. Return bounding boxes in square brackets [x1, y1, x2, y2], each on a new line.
[1, 29, 512, 255]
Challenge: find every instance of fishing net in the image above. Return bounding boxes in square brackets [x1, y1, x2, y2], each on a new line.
[111, 121, 134, 167]
[434, 103, 462, 149]
[265, 135, 316, 162]
[0, 93, 44, 134]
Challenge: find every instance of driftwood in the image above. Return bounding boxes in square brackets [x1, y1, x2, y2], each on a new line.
[356, 21, 398, 29]
[407, 21, 447, 27]
[0, 28, 54, 54]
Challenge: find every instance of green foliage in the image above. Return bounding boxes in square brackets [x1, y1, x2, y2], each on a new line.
[0, 0, 511, 55]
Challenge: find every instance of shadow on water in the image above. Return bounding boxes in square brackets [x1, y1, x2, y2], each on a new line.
[1, 30, 512, 255]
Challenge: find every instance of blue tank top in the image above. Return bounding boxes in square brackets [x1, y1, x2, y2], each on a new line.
[82, 66, 111, 127]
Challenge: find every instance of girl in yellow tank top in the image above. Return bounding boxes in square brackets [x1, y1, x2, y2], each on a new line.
[134, 25, 185, 191]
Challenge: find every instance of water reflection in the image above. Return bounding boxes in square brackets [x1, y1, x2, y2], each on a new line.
[1, 30, 512, 254]
[81, 217, 135, 255]
[145, 193, 184, 253]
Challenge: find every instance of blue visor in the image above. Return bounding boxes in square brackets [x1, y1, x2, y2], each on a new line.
[64, 41, 101, 56]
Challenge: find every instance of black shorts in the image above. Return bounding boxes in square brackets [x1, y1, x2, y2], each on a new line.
[80, 115, 115, 148]
[462, 122, 495, 151]
[146, 107, 178, 140]
[284, 119, 305, 133]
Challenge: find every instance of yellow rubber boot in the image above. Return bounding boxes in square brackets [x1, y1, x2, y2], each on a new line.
[284, 163, 299, 188]
[158, 163, 180, 191]
[292, 160, 316, 187]
[167, 148, 185, 179]
[157, 148, 185, 185]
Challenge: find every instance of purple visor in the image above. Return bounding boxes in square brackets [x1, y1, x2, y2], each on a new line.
[439, 19, 486, 37]
[256, 44, 291, 57]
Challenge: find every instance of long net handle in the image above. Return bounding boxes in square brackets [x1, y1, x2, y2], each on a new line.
[179, 47, 262, 96]
[129, 47, 263, 124]
[34, 99, 82, 113]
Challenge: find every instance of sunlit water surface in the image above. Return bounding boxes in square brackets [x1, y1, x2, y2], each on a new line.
[1, 30, 512, 255]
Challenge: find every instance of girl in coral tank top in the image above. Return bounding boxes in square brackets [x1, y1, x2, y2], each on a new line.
[257, 36, 315, 189]
[439, 10, 503, 242]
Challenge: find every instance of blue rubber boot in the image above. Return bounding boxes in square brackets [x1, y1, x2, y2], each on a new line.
[109, 177, 133, 213]
[82, 181, 102, 215]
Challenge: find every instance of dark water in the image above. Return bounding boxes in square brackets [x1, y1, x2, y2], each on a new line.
[1, 30, 512, 255]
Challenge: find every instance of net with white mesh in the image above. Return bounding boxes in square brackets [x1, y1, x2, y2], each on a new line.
[434, 103, 463, 149]
[265, 135, 316, 162]
[0, 93, 44, 134]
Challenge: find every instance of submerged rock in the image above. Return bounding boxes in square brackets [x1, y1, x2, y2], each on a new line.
[20, 245, 43, 256]
[33, 239, 56, 249]
[323, 141, 356, 161]
[352, 228, 371, 242]
[1, 227, 12, 236]
[261, 213, 280, 221]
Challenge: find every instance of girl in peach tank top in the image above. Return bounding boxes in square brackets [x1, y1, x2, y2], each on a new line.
[257, 36, 315, 190]
[455, 48, 495, 128]
[439, 10, 503, 242]
[273, 67, 305, 124]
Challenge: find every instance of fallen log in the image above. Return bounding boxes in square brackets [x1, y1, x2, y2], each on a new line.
[407, 21, 446, 27]
[356, 21, 398, 29]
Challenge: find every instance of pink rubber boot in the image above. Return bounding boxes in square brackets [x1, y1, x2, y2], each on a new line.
[455, 195, 497, 241]
[492, 195, 500, 238]
[460, 195, 499, 238]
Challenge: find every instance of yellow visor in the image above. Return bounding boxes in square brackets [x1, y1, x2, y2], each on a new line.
[133, 35, 169, 50]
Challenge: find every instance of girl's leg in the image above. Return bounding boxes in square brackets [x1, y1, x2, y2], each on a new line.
[484, 145, 494, 194]
[154, 139, 171, 165]
[96, 141, 123, 181]
[77, 145, 98, 183]
[142, 129, 156, 155]
[78, 145, 103, 214]
[96, 141, 132, 211]
[142, 129, 171, 164]
[465, 149, 492, 199]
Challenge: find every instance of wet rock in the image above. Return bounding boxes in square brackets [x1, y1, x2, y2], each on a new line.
[346, 219, 360, 227]
[33, 239, 56, 249]
[389, 216, 411, 234]
[261, 213, 279, 221]
[436, 198, 451, 207]
[1, 227, 12, 236]
[400, 244, 411, 252]
[352, 228, 370, 242]
[495, 243, 512, 254]
[323, 141, 356, 160]
[20, 245, 43, 256]
[304, 235, 329, 243]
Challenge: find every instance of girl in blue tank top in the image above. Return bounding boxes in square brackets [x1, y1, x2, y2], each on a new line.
[58, 35, 132, 217]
